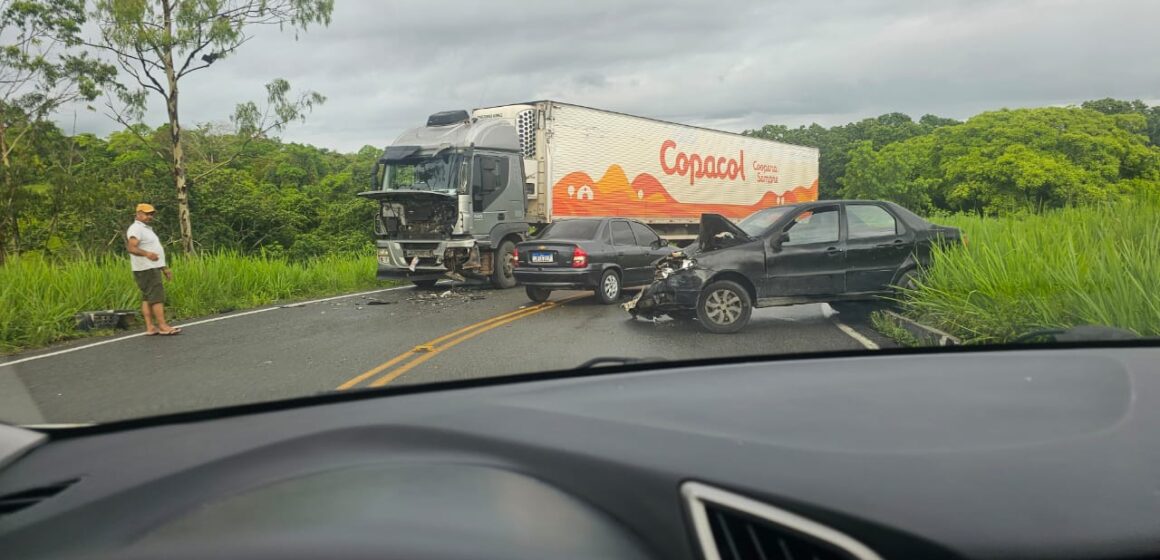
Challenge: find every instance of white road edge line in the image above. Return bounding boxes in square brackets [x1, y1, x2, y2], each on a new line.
[0, 285, 412, 369]
[832, 319, 881, 351]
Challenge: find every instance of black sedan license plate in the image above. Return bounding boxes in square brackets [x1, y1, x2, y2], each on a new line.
[531, 251, 554, 263]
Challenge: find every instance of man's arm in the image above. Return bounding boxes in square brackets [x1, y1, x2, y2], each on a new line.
[126, 236, 160, 261]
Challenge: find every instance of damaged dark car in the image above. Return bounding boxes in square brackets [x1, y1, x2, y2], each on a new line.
[625, 201, 963, 333]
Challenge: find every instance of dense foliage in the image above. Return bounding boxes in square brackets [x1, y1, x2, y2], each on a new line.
[2, 123, 380, 260]
[745, 99, 1160, 214]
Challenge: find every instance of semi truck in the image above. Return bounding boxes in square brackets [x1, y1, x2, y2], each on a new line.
[359, 101, 819, 288]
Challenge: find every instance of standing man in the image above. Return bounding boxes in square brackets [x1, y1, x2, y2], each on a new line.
[126, 203, 181, 336]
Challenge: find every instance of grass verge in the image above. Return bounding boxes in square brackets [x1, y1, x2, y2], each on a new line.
[899, 196, 1160, 343]
[0, 252, 392, 354]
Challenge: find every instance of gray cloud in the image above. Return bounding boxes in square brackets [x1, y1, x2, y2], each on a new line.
[60, 0, 1160, 152]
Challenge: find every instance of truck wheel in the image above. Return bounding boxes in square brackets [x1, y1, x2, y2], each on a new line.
[526, 286, 551, 302]
[696, 280, 752, 334]
[490, 240, 517, 289]
[596, 269, 621, 304]
[411, 279, 438, 290]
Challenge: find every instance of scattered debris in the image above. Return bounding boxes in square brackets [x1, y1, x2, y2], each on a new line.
[75, 310, 136, 331]
[365, 299, 395, 306]
[406, 287, 487, 305]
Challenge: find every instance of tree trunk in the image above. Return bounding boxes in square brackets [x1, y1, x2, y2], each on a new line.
[167, 92, 193, 254]
[162, 0, 194, 254]
[0, 121, 12, 265]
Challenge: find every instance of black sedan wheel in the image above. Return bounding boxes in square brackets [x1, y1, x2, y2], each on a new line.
[596, 269, 621, 304]
[696, 280, 752, 334]
[526, 286, 551, 303]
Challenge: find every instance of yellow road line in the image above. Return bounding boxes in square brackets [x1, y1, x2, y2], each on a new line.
[337, 294, 587, 390]
[335, 302, 550, 390]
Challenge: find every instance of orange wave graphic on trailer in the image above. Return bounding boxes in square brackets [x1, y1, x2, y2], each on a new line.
[551, 165, 818, 220]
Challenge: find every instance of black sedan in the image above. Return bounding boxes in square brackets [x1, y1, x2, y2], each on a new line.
[514, 218, 675, 304]
[625, 200, 963, 333]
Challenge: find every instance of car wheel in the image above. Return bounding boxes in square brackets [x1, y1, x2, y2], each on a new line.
[411, 279, 438, 289]
[526, 286, 551, 303]
[696, 280, 752, 334]
[596, 269, 621, 304]
[895, 269, 920, 293]
[490, 240, 517, 289]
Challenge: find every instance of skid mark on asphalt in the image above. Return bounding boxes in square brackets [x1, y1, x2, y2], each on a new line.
[337, 293, 590, 390]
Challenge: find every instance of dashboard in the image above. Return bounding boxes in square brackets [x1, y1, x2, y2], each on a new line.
[1, 344, 1157, 559]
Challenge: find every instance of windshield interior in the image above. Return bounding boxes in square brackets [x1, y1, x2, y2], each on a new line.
[0, 0, 1156, 428]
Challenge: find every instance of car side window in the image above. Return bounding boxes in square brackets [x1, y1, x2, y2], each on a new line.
[629, 221, 660, 247]
[847, 205, 899, 239]
[611, 221, 636, 246]
[783, 206, 839, 245]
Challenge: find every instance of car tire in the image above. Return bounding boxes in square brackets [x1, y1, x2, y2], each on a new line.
[412, 279, 438, 290]
[596, 269, 621, 304]
[490, 240, 517, 289]
[696, 280, 752, 334]
[526, 286, 551, 303]
[896, 269, 920, 292]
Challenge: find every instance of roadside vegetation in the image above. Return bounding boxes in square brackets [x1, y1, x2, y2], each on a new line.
[894, 196, 1160, 343]
[0, 252, 386, 353]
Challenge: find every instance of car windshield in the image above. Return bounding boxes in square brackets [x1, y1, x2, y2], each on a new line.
[1, 0, 1156, 426]
[536, 220, 601, 240]
[737, 207, 794, 237]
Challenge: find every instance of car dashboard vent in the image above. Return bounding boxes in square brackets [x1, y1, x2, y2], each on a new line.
[0, 479, 79, 517]
[682, 481, 882, 560]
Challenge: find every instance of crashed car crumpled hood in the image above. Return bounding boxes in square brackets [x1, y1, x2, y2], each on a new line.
[622, 214, 753, 316]
[694, 213, 753, 254]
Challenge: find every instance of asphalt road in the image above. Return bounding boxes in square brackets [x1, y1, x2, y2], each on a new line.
[0, 283, 893, 425]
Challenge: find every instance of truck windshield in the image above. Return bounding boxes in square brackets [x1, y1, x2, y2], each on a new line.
[379, 152, 462, 193]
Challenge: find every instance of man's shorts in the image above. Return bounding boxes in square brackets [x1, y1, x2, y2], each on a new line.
[133, 268, 166, 304]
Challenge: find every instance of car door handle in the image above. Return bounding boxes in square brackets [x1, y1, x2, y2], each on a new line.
[875, 239, 906, 248]
[825, 246, 841, 256]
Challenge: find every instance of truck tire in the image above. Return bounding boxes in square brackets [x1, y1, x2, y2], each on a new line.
[526, 286, 551, 302]
[490, 240, 517, 289]
[696, 280, 752, 334]
[596, 269, 621, 304]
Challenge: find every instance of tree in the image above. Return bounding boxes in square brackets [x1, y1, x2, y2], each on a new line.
[89, 0, 333, 253]
[1081, 98, 1160, 147]
[840, 107, 1160, 214]
[745, 113, 960, 199]
[0, 0, 116, 262]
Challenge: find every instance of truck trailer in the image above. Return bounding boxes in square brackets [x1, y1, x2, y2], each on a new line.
[359, 101, 819, 288]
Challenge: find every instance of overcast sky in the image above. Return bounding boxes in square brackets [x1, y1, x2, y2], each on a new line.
[60, 0, 1160, 153]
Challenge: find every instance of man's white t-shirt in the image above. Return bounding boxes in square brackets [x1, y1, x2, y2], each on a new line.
[127, 220, 166, 272]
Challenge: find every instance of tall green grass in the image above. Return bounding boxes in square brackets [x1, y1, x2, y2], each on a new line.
[0, 252, 388, 353]
[903, 197, 1160, 343]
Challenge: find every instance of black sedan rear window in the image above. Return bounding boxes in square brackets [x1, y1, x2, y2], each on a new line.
[537, 220, 601, 240]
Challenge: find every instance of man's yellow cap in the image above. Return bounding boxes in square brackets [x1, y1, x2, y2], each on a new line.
[136, 203, 156, 213]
